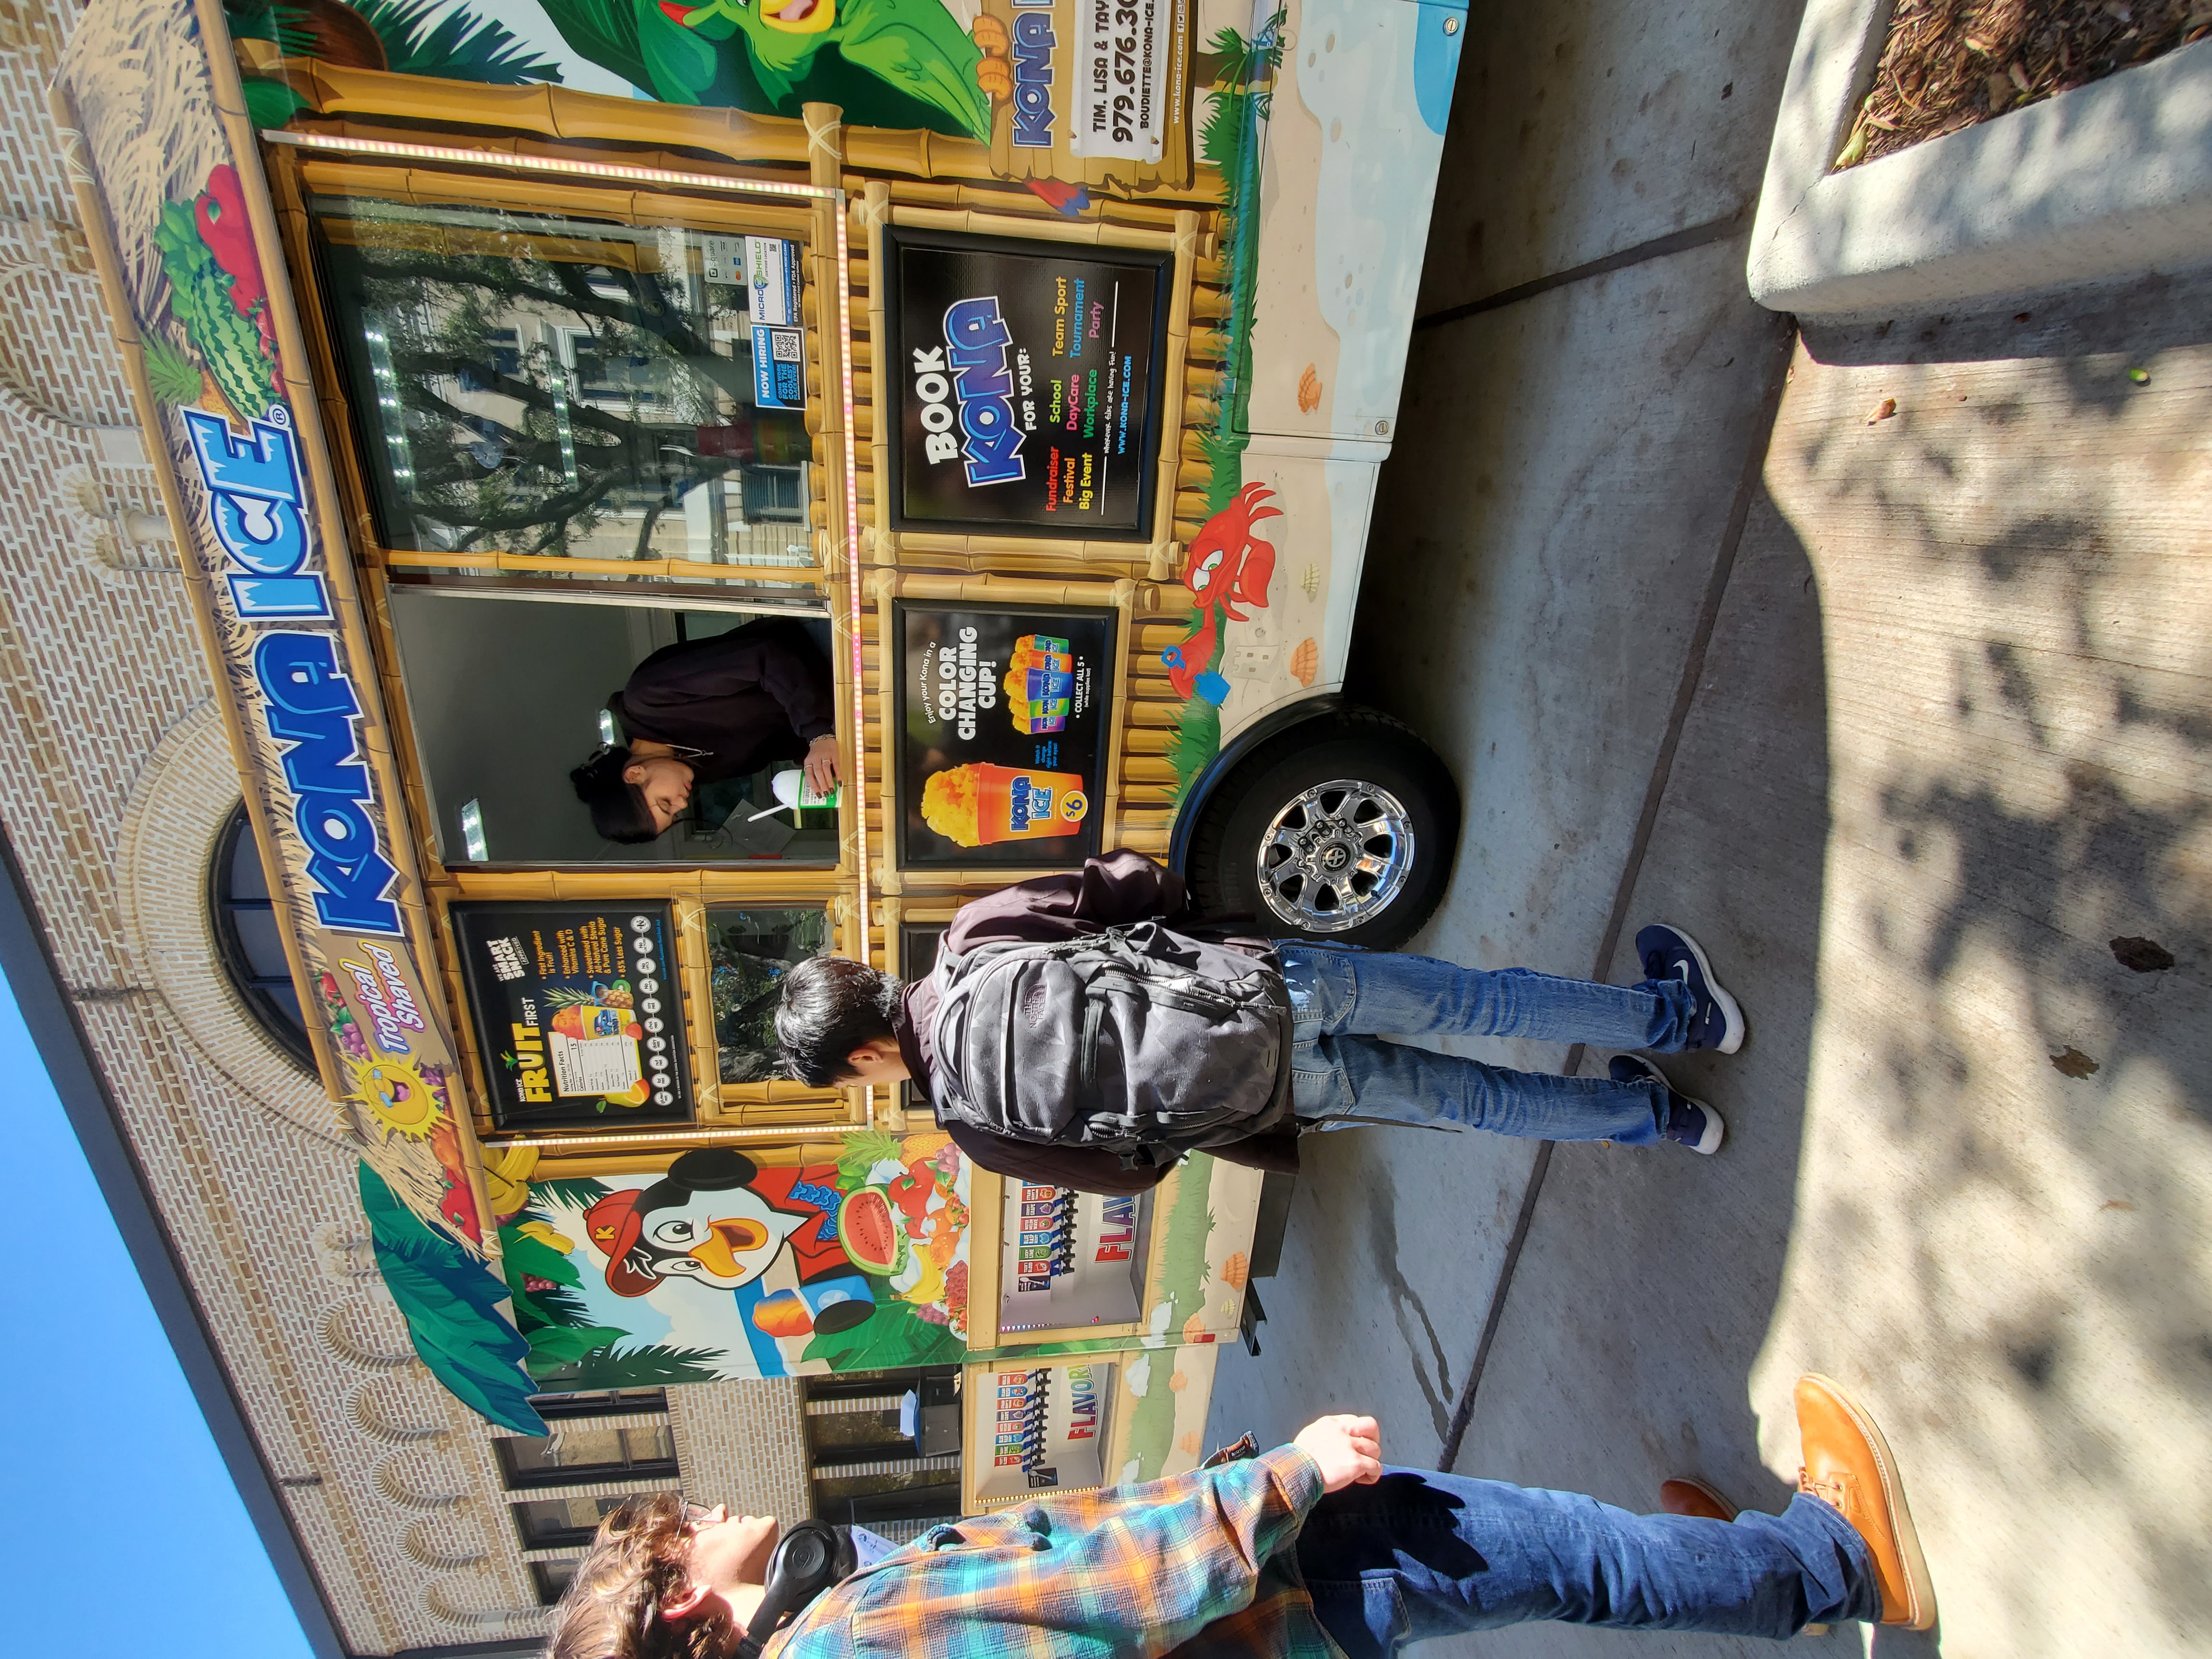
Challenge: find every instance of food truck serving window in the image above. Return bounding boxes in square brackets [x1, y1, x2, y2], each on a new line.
[385, 591, 842, 867]
[307, 192, 811, 566]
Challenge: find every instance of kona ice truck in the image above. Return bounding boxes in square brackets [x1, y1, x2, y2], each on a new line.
[55, 0, 1462, 1514]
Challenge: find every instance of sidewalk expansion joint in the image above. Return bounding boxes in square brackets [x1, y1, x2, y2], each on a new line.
[1414, 209, 1752, 334]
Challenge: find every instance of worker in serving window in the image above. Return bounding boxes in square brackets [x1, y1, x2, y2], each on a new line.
[571, 617, 840, 844]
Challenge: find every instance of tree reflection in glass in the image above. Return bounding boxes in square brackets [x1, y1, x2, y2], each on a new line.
[312, 194, 810, 564]
[708, 906, 832, 1084]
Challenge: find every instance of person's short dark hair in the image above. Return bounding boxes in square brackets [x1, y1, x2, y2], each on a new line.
[775, 956, 902, 1086]
[571, 743, 659, 844]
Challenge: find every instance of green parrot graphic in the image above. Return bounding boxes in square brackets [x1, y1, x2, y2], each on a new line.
[538, 0, 1013, 142]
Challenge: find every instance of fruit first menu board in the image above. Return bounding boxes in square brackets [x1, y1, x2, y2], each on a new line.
[883, 227, 1170, 538]
[893, 600, 1117, 870]
[451, 902, 694, 1129]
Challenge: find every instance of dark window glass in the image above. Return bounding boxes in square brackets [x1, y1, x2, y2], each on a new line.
[527, 1389, 668, 1422]
[514, 1493, 669, 1551]
[309, 192, 812, 564]
[707, 907, 833, 1083]
[207, 804, 314, 1073]
[496, 1422, 677, 1490]
[385, 592, 839, 868]
[811, 1473, 963, 1526]
[531, 1559, 579, 1606]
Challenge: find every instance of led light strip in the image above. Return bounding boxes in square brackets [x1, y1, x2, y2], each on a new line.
[262, 127, 875, 968]
[263, 127, 829, 201]
[831, 184, 871, 979]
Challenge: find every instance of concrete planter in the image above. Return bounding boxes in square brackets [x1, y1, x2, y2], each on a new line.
[1749, 0, 2212, 315]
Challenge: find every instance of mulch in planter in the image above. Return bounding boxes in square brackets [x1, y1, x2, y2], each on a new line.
[1836, 0, 2212, 169]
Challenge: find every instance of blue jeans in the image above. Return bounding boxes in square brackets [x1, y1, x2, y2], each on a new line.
[1298, 1468, 1878, 1653]
[1276, 942, 1696, 1145]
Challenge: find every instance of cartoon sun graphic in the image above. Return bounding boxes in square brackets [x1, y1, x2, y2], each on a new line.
[346, 1055, 444, 1141]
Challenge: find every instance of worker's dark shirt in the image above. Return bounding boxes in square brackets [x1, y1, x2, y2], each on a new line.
[896, 850, 1302, 1196]
[609, 618, 835, 785]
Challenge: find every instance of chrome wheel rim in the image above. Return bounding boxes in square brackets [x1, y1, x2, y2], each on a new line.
[1254, 779, 1416, 932]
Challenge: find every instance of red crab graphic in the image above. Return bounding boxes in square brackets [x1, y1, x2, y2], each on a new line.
[1182, 482, 1282, 624]
[1163, 483, 1283, 699]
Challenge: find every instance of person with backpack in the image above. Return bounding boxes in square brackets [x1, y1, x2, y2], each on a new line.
[542, 1372, 1936, 1658]
[772, 850, 1745, 1196]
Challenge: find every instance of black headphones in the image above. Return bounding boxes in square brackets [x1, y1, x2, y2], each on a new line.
[733, 1520, 856, 1659]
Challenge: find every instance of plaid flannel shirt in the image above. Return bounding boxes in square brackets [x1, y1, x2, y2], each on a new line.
[763, 1444, 1346, 1659]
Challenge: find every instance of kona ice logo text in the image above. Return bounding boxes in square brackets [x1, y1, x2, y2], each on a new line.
[185, 409, 328, 620]
[1010, 7, 1056, 148]
[1008, 774, 1055, 830]
[913, 296, 1024, 485]
[252, 632, 403, 936]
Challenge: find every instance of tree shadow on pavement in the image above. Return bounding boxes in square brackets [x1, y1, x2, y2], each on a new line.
[1748, 271, 2212, 1653]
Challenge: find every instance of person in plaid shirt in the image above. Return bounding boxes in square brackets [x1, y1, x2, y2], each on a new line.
[543, 1373, 1934, 1658]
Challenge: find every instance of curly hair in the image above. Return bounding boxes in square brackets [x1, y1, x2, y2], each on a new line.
[544, 1495, 735, 1659]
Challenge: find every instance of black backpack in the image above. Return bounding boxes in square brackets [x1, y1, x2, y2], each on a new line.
[927, 921, 1294, 1170]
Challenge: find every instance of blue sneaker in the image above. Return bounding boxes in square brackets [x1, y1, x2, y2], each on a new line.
[1636, 923, 1746, 1054]
[1611, 1054, 1725, 1155]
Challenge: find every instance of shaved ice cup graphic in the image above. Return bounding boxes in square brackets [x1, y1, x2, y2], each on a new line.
[921, 762, 1089, 847]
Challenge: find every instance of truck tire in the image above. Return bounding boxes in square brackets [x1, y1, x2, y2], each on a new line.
[1185, 707, 1458, 950]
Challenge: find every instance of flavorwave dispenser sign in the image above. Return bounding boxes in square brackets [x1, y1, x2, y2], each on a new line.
[976, 1361, 1113, 1497]
[998, 1183, 1151, 1331]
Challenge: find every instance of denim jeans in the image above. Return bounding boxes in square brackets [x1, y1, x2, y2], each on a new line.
[1297, 1468, 1879, 1654]
[1275, 942, 1697, 1145]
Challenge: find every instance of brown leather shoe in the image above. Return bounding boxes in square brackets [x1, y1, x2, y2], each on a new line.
[1659, 1477, 1736, 1522]
[1794, 1374, 1937, 1629]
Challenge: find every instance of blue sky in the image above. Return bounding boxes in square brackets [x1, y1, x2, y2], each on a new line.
[0, 968, 313, 1657]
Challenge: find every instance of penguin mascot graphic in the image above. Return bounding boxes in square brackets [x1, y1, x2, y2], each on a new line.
[584, 1149, 874, 1334]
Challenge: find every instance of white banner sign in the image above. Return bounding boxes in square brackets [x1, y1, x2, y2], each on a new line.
[1070, 0, 1170, 163]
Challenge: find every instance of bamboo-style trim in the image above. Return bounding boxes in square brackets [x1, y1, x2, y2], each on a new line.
[962, 1168, 1004, 1350]
[269, 58, 1005, 184]
[53, 90, 345, 1109]
[867, 569, 1145, 882]
[860, 183, 893, 568]
[671, 897, 721, 1116]
[1152, 211, 1201, 550]
[886, 204, 1178, 251]
[294, 157, 816, 240]
[190, 0, 508, 1238]
[869, 177, 1199, 233]
[499, 1125, 876, 1175]
[381, 550, 823, 587]
[802, 104, 877, 984]
[440, 868, 847, 904]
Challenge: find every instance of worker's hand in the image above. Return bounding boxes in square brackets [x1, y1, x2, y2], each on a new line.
[804, 734, 842, 796]
[1293, 1414, 1383, 1493]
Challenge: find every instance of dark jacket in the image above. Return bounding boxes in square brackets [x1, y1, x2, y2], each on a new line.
[610, 619, 835, 786]
[896, 850, 1302, 1196]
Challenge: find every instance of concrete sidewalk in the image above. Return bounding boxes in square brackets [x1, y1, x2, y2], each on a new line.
[1205, 4, 2212, 1654]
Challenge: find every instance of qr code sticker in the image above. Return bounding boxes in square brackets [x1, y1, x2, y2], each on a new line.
[770, 329, 802, 362]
